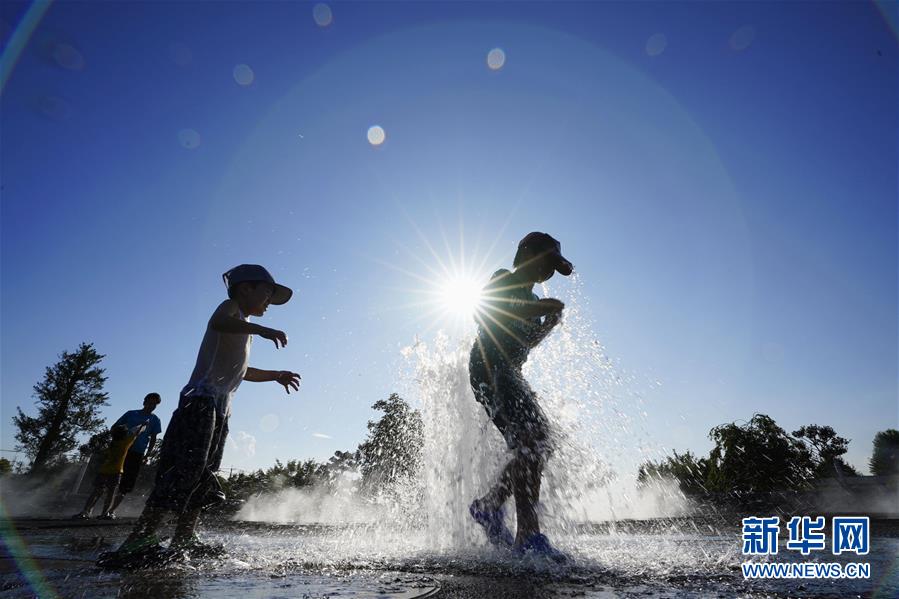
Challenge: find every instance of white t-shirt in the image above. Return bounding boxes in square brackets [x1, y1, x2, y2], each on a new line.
[182, 301, 252, 417]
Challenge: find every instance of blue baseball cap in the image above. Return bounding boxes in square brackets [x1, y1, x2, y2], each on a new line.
[222, 264, 293, 305]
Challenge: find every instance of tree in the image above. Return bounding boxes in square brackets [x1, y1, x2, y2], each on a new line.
[637, 450, 709, 496]
[219, 458, 325, 501]
[13, 343, 109, 471]
[358, 393, 423, 491]
[792, 424, 857, 478]
[636, 414, 863, 502]
[706, 414, 814, 495]
[869, 429, 899, 476]
[317, 450, 359, 487]
[0, 458, 11, 476]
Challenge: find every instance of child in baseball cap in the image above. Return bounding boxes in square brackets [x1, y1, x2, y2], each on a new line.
[100, 264, 301, 567]
[468, 232, 573, 561]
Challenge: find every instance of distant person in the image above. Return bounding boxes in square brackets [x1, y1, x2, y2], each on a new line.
[468, 232, 572, 560]
[104, 393, 163, 518]
[99, 264, 301, 566]
[74, 422, 147, 519]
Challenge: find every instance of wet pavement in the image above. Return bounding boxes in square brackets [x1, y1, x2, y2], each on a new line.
[1, 517, 897, 598]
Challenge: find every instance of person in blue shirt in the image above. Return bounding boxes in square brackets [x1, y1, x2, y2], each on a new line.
[103, 393, 163, 518]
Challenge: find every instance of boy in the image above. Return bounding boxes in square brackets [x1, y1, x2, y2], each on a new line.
[74, 423, 146, 519]
[468, 232, 572, 559]
[104, 392, 163, 518]
[99, 264, 301, 566]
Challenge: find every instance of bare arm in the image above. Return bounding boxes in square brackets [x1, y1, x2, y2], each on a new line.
[245, 367, 301, 394]
[513, 297, 565, 320]
[526, 310, 563, 348]
[208, 300, 288, 348]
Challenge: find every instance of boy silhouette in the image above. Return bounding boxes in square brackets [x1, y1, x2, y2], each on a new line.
[100, 264, 300, 565]
[469, 232, 572, 560]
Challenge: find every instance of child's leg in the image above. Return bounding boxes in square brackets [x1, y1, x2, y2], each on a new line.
[478, 460, 515, 510]
[172, 508, 202, 543]
[170, 403, 228, 546]
[100, 484, 118, 515]
[79, 486, 103, 515]
[107, 490, 125, 515]
[510, 448, 544, 544]
[114, 395, 212, 550]
[120, 506, 168, 547]
[109, 453, 139, 516]
[499, 374, 550, 544]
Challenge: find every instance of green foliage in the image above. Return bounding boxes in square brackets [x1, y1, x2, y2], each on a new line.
[792, 424, 857, 478]
[706, 414, 813, 494]
[637, 450, 708, 496]
[220, 458, 326, 501]
[358, 393, 423, 492]
[216, 393, 422, 502]
[13, 343, 109, 472]
[318, 450, 359, 486]
[869, 429, 899, 476]
[638, 414, 861, 498]
[0, 458, 11, 476]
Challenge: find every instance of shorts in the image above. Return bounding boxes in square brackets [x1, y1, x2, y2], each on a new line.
[145, 393, 228, 513]
[469, 352, 552, 456]
[92, 472, 122, 491]
[118, 451, 143, 494]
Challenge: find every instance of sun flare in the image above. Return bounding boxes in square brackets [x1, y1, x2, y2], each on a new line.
[438, 275, 484, 320]
[370, 218, 502, 336]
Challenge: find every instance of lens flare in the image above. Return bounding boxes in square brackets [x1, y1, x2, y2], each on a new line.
[367, 125, 386, 146]
[486, 47, 505, 70]
[233, 63, 255, 86]
[313, 3, 333, 27]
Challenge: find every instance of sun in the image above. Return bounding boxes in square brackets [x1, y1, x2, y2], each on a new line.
[437, 275, 484, 320]
[368, 217, 502, 337]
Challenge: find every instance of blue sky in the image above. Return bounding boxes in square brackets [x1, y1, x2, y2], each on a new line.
[1, 1, 896, 476]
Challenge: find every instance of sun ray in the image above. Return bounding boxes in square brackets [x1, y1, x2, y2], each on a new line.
[474, 203, 519, 276]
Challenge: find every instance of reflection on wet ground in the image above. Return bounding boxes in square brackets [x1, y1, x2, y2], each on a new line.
[1, 518, 897, 598]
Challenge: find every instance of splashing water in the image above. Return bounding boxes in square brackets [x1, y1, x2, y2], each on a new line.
[400, 273, 689, 551]
[232, 275, 693, 559]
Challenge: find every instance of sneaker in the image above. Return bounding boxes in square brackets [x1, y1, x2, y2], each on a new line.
[515, 533, 569, 563]
[97, 513, 116, 520]
[169, 535, 227, 559]
[71, 513, 89, 520]
[469, 499, 514, 546]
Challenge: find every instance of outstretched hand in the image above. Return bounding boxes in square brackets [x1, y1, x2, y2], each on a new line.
[260, 327, 288, 348]
[276, 370, 301, 394]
